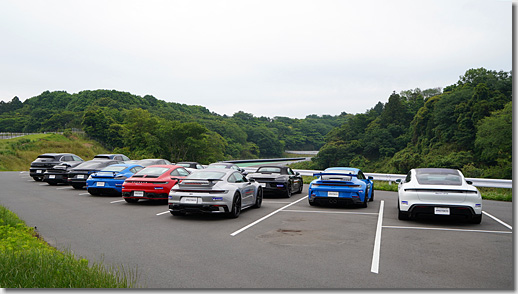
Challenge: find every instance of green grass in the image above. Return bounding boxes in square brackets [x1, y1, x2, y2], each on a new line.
[0, 205, 138, 288]
[0, 133, 109, 171]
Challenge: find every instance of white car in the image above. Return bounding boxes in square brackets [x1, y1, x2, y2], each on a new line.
[397, 168, 482, 223]
[168, 169, 263, 218]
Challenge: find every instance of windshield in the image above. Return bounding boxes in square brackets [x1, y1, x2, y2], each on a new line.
[100, 166, 127, 172]
[34, 155, 58, 161]
[135, 167, 169, 176]
[257, 167, 281, 173]
[74, 161, 110, 169]
[176, 163, 192, 168]
[187, 170, 225, 180]
[415, 169, 462, 186]
[208, 164, 228, 169]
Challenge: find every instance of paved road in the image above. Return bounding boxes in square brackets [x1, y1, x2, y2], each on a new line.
[0, 171, 513, 289]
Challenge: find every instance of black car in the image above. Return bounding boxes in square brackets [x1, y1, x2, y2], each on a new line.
[207, 162, 246, 174]
[43, 161, 84, 185]
[246, 166, 303, 198]
[93, 154, 131, 161]
[29, 153, 84, 181]
[68, 160, 121, 189]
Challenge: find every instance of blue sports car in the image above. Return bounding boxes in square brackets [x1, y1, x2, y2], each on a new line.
[86, 164, 144, 196]
[308, 167, 374, 208]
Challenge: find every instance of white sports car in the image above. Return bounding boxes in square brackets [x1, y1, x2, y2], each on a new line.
[397, 168, 482, 223]
[168, 168, 263, 218]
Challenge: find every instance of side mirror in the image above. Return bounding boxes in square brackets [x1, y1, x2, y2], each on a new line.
[296, 172, 300, 176]
[249, 178, 256, 183]
[368, 176, 373, 180]
[396, 179, 402, 183]
[466, 180, 473, 185]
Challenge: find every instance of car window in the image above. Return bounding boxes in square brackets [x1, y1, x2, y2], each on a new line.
[115, 156, 122, 161]
[415, 169, 462, 185]
[122, 155, 130, 161]
[405, 172, 412, 183]
[72, 155, 83, 161]
[287, 168, 294, 175]
[196, 165, 203, 169]
[62, 155, 73, 161]
[358, 171, 365, 180]
[177, 168, 190, 176]
[257, 167, 282, 173]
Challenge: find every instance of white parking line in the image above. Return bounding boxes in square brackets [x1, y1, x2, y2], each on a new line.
[230, 196, 308, 236]
[56, 187, 71, 190]
[371, 200, 384, 274]
[263, 201, 295, 204]
[78, 193, 90, 195]
[382, 226, 512, 234]
[39, 183, 47, 186]
[156, 211, 170, 216]
[110, 200, 126, 204]
[482, 211, 512, 230]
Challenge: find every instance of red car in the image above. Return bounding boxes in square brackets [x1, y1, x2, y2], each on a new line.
[122, 165, 190, 203]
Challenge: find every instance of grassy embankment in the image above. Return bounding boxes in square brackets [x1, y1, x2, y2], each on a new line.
[0, 205, 138, 288]
[0, 133, 138, 288]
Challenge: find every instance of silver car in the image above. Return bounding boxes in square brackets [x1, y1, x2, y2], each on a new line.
[168, 169, 263, 218]
[397, 168, 482, 223]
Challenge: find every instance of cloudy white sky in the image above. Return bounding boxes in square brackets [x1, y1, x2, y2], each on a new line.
[0, 0, 512, 118]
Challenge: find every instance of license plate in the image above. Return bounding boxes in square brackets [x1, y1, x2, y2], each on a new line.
[133, 191, 144, 197]
[49, 175, 55, 179]
[328, 191, 339, 197]
[435, 207, 450, 215]
[181, 197, 198, 204]
[37, 170, 42, 174]
[97, 182, 105, 187]
[77, 175, 85, 179]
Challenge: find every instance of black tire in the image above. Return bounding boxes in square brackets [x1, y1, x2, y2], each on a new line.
[228, 192, 242, 218]
[360, 193, 368, 208]
[369, 188, 374, 202]
[171, 210, 186, 216]
[124, 198, 139, 203]
[285, 185, 292, 198]
[470, 214, 482, 224]
[398, 202, 410, 220]
[72, 184, 84, 189]
[253, 187, 263, 208]
[308, 199, 318, 206]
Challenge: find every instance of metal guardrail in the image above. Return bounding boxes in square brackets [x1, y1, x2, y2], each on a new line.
[242, 165, 512, 189]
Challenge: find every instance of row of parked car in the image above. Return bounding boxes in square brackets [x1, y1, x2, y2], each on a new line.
[28, 153, 305, 218]
[29, 153, 483, 223]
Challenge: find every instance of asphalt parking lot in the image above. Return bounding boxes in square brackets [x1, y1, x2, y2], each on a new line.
[0, 171, 513, 289]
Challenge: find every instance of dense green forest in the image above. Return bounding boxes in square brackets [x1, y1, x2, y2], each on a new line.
[0, 89, 346, 163]
[0, 67, 512, 179]
[299, 68, 512, 179]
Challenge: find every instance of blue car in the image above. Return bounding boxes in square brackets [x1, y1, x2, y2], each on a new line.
[308, 167, 374, 208]
[86, 164, 144, 196]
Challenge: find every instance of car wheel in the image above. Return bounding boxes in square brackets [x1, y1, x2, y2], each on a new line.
[398, 202, 410, 220]
[253, 187, 263, 208]
[470, 214, 482, 224]
[369, 189, 374, 202]
[72, 184, 84, 189]
[285, 185, 292, 198]
[228, 192, 242, 218]
[171, 210, 186, 216]
[308, 199, 318, 206]
[124, 198, 139, 203]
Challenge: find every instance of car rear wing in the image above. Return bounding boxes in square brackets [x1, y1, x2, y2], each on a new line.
[313, 172, 357, 182]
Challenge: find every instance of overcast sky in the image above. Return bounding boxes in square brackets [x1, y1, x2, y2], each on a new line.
[0, 0, 512, 118]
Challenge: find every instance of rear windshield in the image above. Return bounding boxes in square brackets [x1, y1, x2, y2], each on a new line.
[176, 163, 192, 168]
[34, 155, 59, 161]
[257, 167, 281, 173]
[415, 169, 462, 186]
[74, 161, 111, 169]
[135, 167, 169, 176]
[187, 170, 225, 180]
[100, 166, 127, 172]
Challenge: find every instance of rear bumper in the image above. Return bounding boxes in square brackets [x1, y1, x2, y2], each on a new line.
[309, 196, 364, 206]
[122, 191, 168, 200]
[406, 204, 481, 218]
[169, 204, 229, 214]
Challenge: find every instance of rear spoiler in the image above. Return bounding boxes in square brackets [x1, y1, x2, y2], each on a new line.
[313, 172, 357, 178]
